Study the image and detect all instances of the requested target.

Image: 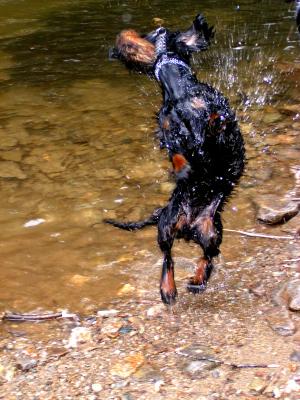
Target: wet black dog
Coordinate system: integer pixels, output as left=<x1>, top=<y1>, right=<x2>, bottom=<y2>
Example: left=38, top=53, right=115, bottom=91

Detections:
left=106, top=15, right=245, bottom=304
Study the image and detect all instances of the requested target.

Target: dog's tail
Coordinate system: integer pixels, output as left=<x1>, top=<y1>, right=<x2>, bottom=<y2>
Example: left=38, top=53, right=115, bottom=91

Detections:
left=104, top=207, right=162, bottom=231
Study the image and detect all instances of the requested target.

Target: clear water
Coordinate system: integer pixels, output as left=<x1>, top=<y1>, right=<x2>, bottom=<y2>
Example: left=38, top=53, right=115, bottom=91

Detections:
left=0, top=0, right=299, bottom=314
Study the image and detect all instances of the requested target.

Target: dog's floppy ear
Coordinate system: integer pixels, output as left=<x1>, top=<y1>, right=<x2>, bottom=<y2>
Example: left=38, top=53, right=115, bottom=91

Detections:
left=114, top=29, right=156, bottom=70
left=175, top=14, right=214, bottom=55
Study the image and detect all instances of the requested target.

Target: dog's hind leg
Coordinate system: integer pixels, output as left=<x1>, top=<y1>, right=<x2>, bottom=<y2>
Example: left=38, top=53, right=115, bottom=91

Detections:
left=103, top=207, right=162, bottom=231
left=157, top=204, right=181, bottom=305
left=187, top=196, right=223, bottom=294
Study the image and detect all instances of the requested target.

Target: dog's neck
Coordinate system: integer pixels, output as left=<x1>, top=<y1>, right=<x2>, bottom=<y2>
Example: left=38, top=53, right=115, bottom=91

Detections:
left=154, top=54, right=196, bottom=101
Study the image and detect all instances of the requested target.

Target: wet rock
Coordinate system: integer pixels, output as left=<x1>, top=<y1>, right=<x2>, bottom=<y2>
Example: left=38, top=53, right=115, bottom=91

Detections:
left=110, top=353, right=145, bottom=378
left=265, top=308, right=296, bottom=336
left=176, top=344, right=217, bottom=360
left=248, top=376, right=268, bottom=394
left=254, top=194, right=299, bottom=225
left=101, top=317, right=123, bottom=337
left=16, top=356, right=37, bottom=371
left=146, top=304, right=166, bottom=318
left=67, top=327, right=93, bottom=348
left=133, top=363, right=162, bottom=382
left=184, top=359, right=219, bottom=376
left=0, top=160, right=27, bottom=179
left=290, top=350, right=300, bottom=362
left=273, top=279, right=300, bottom=311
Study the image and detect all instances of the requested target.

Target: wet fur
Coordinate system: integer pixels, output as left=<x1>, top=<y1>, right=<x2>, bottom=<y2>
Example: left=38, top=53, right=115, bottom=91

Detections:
left=106, top=15, right=245, bottom=304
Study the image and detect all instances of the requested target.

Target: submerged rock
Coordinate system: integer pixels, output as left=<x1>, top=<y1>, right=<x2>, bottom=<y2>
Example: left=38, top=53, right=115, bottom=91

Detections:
left=254, top=194, right=299, bottom=225
left=0, top=160, right=27, bottom=179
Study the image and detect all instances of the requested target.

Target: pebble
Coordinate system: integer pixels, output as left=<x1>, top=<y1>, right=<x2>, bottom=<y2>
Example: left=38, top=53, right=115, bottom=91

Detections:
left=23, top=218, right=45, bottom=228
left=101, top=317, right=123, bottom=337
left=146, top=304, right=166, bottom=318
left=0, top=160, right=27, bottom=179
left=248, top=376, right=267, bottom=394
left=290, top=350, right=300, bottom=362
left=15, top=356, right=37, bottom=372
left=91, top=383, right=103, bottom=393
left=254, top=194, right=299, bottom=225
left=110, top=353, right=145, bottom=378
left=184, top=359, right=219, bottom=376
left=265, top=308, right=296, bottom=336
left=176, top=344, right=218, bottom=361
left=69, top=274, right=91, bottom=287
left=117, top=283, right=136, bottom=296
left=97, top=309, right=119, bottom=318
left=67, top=327, right=93, bottom=348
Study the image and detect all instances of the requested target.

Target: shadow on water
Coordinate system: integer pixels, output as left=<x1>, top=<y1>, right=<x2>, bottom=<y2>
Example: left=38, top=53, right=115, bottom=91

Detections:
left=0, top=0, right=299, bottom=314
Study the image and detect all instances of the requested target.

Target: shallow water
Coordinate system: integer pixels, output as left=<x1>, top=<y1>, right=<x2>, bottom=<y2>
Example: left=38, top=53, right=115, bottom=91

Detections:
left=0, top=0, right=299, bottom=314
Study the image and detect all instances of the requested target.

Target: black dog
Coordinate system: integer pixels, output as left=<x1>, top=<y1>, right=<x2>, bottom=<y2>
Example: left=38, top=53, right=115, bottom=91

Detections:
left=106, top=15, right=245, bottom=305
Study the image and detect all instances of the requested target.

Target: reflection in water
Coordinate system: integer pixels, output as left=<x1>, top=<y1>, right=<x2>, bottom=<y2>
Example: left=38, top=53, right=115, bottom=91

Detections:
left=0, top=0, right=299, bottom=313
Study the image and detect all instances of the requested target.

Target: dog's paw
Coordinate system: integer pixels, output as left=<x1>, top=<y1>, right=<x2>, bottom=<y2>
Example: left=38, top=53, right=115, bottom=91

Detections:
left=186, top=279, right=207, bottom=294
left=160, top=288, right=178, bottom=305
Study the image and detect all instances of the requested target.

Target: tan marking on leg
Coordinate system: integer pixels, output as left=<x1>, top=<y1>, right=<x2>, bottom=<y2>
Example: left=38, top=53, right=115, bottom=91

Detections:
left=172, top=153, right=188, bottom=173
left=189, top=257, right=209, bottom=286
left=162, top=117, right=170, bottom=130
left=161, top=269, right=176, bottom=296
left=175, top=214, right=187, bottom=231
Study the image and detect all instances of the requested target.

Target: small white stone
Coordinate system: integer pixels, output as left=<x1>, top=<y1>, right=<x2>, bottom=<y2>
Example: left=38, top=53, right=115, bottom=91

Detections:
left=97, top=309, right=119, bottom=318
left=23, top=218, right=45, bottom=228
left=91, top=383, right=103, bottom=393
left=67, top=327, right=92, bottom=348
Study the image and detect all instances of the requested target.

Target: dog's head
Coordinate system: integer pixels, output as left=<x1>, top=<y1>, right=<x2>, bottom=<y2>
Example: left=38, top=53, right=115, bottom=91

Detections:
left=110, top=14, right=214, bottom=73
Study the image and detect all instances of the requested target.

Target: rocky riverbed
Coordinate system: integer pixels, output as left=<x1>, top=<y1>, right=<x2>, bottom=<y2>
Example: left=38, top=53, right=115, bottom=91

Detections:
left=0, top=212, right=299, bottom=399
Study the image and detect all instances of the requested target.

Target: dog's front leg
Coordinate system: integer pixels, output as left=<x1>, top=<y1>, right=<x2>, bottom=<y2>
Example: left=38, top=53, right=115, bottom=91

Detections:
left=160, top=250, right=177, bottom=305
left=157, top=207, right=179, bottom=305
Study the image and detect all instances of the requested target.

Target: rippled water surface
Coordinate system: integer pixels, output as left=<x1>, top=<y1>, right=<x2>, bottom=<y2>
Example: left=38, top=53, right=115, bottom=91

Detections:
left=0, top=0, right=299, bottom=314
